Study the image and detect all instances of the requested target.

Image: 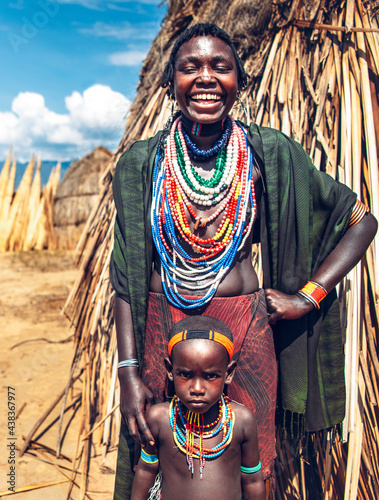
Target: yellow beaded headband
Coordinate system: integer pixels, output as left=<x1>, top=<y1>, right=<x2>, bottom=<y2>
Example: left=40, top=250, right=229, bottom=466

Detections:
left=168, top=329, right=234, bottom=360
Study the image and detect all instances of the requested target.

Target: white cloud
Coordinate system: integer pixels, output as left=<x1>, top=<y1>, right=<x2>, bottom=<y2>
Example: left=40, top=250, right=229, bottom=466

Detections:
left=0, top=84, right=130, bottom=161
left=78, top=20, right=156, bottom=68
left=109, top=49, right=147, bottom=66
left=78, top=21, right=159, bottom=41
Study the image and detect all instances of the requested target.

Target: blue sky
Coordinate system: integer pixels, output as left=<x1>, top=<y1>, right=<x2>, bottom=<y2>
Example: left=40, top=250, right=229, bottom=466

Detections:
left=0, top=0, right=167, bottom=161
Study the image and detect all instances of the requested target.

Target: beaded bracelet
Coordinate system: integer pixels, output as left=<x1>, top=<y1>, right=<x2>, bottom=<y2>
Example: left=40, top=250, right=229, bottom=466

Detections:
left=141, top=449, right=159, bottom=464
left=348, top=199, right=370, bottom=228
left=297, top=281, right=327, bottom=310
left=241, top=461, right=261, bottom=474
left=118, top=359, right=139, bottom=369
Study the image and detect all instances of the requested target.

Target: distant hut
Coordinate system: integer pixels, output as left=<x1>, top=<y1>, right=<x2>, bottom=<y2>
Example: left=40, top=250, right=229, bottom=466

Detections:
left=27, top=1, right=379, bottom=498
left=53, top=146, right=112, bottom=249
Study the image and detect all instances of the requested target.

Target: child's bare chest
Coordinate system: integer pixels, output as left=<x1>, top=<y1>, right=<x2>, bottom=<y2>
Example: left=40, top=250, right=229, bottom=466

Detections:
left=157, top=425, right=243, bottom=500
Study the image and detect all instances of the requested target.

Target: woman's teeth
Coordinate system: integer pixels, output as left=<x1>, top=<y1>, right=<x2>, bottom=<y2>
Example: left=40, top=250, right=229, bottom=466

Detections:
left=192, top=94, right=221, bottom=101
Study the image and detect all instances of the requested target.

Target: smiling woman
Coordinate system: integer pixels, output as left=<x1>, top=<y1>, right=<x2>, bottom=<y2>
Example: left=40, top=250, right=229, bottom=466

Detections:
left=109, top=22, right=377, bottom=500
left=172, top=36, right=239, bottom=125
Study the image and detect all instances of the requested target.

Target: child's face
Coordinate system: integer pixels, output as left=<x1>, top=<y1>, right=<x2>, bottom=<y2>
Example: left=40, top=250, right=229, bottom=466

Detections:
left=166, top=339, right=235, bottom=414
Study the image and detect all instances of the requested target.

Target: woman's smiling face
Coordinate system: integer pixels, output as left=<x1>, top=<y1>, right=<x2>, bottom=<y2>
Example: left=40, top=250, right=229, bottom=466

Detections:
left=173, top=36, right=239, bottom=124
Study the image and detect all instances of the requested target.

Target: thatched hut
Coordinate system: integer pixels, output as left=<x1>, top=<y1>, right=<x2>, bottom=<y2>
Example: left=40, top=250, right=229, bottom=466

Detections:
left=24, top=0, right=379, bottom=498
left=53, top=146, right=112, bottom=249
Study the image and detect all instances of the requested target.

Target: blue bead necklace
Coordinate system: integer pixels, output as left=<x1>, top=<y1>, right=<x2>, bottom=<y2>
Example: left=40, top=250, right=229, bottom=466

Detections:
left=182, top=116, right=232, bottom=162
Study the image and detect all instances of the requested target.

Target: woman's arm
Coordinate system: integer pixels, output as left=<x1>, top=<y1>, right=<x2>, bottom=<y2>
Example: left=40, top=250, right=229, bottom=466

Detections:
left=115, top=296, right=154, bottom=445
left=265, top=213, right=377, bottom=324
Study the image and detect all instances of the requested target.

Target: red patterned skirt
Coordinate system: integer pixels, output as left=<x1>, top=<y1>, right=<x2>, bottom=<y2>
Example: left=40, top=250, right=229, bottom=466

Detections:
left=141, top=290, right=277, bottom=478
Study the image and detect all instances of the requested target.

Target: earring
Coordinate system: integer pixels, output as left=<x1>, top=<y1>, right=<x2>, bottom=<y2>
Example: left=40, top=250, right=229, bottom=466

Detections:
left=170, top=98, right=177, bottom=118
left=237, top=93, right=250, bottom=126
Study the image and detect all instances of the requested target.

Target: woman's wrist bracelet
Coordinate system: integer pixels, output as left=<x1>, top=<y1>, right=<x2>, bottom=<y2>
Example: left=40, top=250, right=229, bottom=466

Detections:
left=297, top=281, right=327, bottom=310
left=118, top=359, right=139, bottom=369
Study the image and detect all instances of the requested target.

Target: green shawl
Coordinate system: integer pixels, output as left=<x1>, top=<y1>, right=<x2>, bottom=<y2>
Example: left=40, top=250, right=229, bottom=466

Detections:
left=111, top=123, right=356, bottom=432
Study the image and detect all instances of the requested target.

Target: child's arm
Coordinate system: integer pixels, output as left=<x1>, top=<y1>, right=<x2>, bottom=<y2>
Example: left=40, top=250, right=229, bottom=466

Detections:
left=131, top=407, right=161, bottom=500
left=239, top=407, right=265, bottom=500
left=131, top=444, right=159, bottom=500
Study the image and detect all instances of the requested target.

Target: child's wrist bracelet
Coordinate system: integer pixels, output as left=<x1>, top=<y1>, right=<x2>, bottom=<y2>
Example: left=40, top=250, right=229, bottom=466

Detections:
left=141, top=449, right=159, bottom=464
left=241, top=461, right=261, bottom=474
left=118, top=359, right=139, bottom=369
left=297, top=281, right=327, bottom=310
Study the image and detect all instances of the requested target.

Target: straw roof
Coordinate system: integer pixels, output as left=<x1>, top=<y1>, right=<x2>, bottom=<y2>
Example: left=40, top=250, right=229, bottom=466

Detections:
left=53, top=146, right=112, bottom=250
left=22, top=0, right=379, bottom=498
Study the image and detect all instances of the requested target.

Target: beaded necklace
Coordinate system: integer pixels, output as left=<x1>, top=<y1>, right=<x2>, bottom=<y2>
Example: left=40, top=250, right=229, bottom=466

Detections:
left=169, top=394, right=234, bottom=479
left=172, top=120, right=238, bottom=206
left=151, top=115, right=256, bottom=309
left=182, top=116, right=232, bottom=161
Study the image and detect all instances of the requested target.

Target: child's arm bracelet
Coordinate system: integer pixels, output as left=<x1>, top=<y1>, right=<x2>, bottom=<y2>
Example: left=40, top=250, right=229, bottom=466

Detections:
left=141, top=449, right=159, bottom=464
left=241, top=461, right=261, bottom=474
left=297, top=281, right=327, bottom=310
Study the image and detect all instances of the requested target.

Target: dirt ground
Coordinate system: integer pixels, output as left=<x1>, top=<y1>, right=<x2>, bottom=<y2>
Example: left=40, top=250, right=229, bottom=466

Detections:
left=0, top=251, right=117, bottom=499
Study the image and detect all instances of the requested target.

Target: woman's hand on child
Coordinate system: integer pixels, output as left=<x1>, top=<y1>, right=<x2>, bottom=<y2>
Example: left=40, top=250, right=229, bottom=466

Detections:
left=118, top=369, right=155, bottom=445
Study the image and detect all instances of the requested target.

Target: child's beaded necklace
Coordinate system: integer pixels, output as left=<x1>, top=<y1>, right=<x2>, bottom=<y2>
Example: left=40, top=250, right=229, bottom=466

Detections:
left=151, top=114, right=256, bottom=309
left=169, top=394, right=235, bottom=479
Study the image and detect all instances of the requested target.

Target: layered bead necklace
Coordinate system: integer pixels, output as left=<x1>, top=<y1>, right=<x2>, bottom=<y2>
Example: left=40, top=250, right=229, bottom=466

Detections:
left=181, top=116, right=232, bottom=162
left=169, top=394, right=235, bottom=479
left=151, top=114, right=256, bottom=309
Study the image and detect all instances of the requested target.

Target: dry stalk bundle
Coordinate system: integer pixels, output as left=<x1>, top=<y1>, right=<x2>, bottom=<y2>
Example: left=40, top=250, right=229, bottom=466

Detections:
left=0, top=147, right=12, bottom=217
left=0, top=153, right=60, bottom=251
left=18, top=0, right=379, bottom=498
left=0, top=479, right=69, bottom=497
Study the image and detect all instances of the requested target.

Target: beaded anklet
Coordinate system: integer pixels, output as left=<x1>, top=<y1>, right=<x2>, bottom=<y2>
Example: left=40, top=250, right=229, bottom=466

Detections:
left=297, top=281, right=327, bottom=310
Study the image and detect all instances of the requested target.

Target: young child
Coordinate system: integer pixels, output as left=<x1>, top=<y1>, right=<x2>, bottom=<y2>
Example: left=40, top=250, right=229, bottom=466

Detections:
left=131, top=316, right=265, bottom=500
